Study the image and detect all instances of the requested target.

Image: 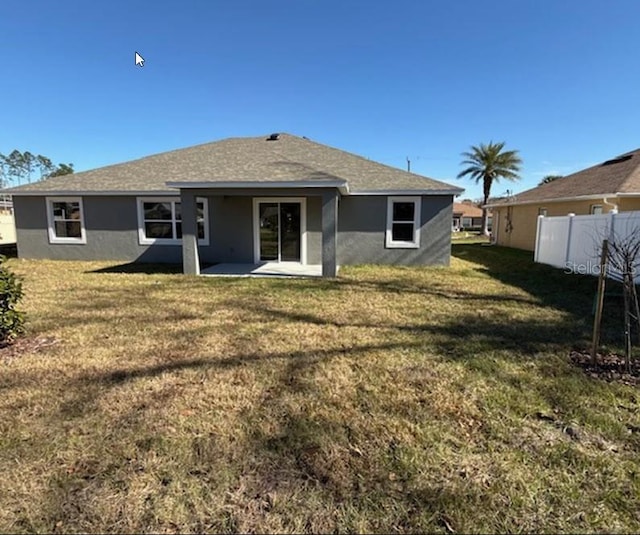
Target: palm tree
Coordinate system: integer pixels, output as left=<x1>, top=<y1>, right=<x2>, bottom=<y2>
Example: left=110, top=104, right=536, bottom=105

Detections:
left=457, top=142, right=522, bottom=236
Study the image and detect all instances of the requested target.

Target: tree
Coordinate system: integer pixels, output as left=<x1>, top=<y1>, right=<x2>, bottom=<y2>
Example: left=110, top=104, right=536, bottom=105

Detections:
left=47, top=163, right=74, bottom=177
left=538, top=174, right=563, bottom=186
left=2, top=151, right=27, bottom=185
left=0, top=150, right=74, bottom=186
left=0, top=255, right=25, bottom=344
left=0, top=156, right=8, bottom=189
left=36, top=155, right=54, bottom=180
left=457, top=142, right=522, bottom=236
left=22, top=151, right=35, bottom=183
left=605, top=231, right=640, bottom=373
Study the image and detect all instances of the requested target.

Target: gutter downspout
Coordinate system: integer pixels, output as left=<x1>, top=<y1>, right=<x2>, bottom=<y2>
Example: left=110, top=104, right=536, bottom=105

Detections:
left=603, top=196, right=619, bottom=213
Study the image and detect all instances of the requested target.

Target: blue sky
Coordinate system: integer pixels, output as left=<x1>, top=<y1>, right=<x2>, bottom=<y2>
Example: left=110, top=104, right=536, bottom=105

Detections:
left=2, top=0, right=640, bottom=199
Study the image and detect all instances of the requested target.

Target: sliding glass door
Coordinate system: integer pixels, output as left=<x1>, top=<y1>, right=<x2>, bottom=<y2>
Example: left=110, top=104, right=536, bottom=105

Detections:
left=258, top=201, right=302, bottom=262
left=259, top=203, right=279, bottom=261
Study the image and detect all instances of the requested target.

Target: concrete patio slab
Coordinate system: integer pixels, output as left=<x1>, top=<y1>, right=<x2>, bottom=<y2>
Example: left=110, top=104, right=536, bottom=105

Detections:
left=201, top=262, right=331, bottom=278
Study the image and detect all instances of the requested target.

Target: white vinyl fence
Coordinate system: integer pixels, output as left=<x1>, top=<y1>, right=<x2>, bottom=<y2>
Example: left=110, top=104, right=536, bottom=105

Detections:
left=534, top=211, right=640, bottom=282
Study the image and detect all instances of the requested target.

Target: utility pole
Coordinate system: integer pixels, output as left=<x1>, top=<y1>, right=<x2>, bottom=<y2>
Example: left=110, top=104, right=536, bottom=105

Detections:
left=406, top=157, right=411, bottom=172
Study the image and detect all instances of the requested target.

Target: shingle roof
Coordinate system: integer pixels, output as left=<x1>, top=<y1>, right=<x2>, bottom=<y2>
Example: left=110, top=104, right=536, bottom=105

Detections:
left=488, top=148, right=640, bottom=206
left=453, top=202, right=485, bottom=217
left=4, top=133, right=462, bottom=195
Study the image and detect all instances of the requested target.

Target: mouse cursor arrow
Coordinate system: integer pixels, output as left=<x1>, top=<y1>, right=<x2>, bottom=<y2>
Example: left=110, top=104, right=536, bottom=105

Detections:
left=135, top=52, right=145, bottom=67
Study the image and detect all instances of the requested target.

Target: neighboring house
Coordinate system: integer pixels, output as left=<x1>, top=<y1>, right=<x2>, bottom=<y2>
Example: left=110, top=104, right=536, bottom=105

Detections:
left=452, top=202, right=491, bottom=231
left=486, top=148, right=640, bottom=251
left=0, top=195, right=16, bottom=245
left=3, top=133, right=463, bottom=277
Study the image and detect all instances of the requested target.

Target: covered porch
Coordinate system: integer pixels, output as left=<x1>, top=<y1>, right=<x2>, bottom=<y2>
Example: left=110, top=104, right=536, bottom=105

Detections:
left=175, top=184, right=342, bottom=278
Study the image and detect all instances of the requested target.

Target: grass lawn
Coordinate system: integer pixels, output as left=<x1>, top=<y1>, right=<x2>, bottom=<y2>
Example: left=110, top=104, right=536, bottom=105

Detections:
left=451, top=231, right=491, bottom=244
left=1, top=245, right=639, bottom=533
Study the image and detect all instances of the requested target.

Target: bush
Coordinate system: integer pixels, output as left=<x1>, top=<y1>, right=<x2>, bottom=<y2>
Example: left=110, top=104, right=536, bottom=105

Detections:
left=0, top=256, right=25, bottom=344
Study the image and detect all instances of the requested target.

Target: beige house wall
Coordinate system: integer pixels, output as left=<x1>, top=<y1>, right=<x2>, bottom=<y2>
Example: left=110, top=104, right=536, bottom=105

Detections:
left=492, top=199, right=624, bottom=251
left=0, top=213, right=16, bottom=244
left=617, top=198, right=640, bottom=211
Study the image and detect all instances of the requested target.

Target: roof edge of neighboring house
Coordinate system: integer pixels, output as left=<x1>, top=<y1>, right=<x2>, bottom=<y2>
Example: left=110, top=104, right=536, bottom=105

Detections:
left=483, top=192, right=640, bottom=209
left=453, top=202, right=491, bottom=218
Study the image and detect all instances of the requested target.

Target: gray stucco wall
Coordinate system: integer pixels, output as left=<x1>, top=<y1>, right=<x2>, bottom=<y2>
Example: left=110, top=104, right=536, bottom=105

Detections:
left=207, top=195, right=322, bottom=264
left=13, top=194, right=324, bottom=265
left=307, top=197, right=322, bottom=264
left=15, top=196, right=181, bottom=263
left=208, top=196, right=252, bottom=263
left=337, top=195, right=453, bottom=266
left=14, top=196, right=221, bottom=263
left=13, top=193, right=452, bottom=267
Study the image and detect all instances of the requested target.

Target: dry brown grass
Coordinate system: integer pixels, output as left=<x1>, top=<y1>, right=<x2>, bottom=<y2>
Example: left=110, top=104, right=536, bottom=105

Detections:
left=1, top=245, right=639, bottom=533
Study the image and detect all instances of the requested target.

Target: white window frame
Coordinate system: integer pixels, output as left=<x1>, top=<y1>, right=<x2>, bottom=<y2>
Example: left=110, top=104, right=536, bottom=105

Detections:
left=538, top=208, right=548, bottom=217
left=136, top=197, right=209, bottom=246
left=252, top=197, right=307, bottom=264
left=46, top=196, right=86, bottom=244
left=590, top=204, right=603, bottom=215
left=462, top=216, right=473, bottom=228
left=385, top=196, right=421, bottom=249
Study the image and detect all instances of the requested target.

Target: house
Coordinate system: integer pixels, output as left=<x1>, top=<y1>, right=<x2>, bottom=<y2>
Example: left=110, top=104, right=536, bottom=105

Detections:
left=0, top=194, right=16, bottom=245
left=4, top=133, right=463, bottom=277
left=486, top=148, right=640, bottom=251
left=452, top=202, right=491, bottom=232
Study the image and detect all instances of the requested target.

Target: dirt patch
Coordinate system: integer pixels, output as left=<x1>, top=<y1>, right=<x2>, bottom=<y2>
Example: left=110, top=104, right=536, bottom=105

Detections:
left=570, top=350, right=640, bottom=386
left=0, top=336, right=59, bottom=364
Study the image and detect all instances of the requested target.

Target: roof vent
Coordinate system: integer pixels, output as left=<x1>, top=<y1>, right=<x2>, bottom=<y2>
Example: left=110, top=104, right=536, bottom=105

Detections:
left=602, top=154, right=632, bottom=166
left=267, top=133, right=280, bottom=141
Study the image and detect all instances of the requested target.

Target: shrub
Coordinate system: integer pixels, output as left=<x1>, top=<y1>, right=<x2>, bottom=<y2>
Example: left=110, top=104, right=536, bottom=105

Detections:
left=0, top=256, right=25, bottom=344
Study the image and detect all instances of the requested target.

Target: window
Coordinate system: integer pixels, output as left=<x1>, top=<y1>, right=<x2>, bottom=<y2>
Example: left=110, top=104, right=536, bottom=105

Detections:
left=137, top=197, right=209, bottom=245
left=46, top=197, right=86, bottom=244
left=462, top=217, right=473, bottom=228
left=386, top=196, right=421, bottom=248
left=590, top=204, right=603, bottom=215
left=538, top=208, right=548, bottom=217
